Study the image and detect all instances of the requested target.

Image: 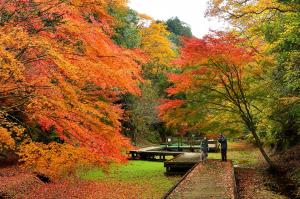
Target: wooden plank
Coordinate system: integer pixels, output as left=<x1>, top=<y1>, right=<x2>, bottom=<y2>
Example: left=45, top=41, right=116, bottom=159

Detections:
left=167, top=153, right=201, bottom=163
left=138, top=146, right=161, bottom=151
left=130, top=146, right=161, bottom=152
left=139, top=151, right=183, bottom=155
left=129, top=147, right=185, bottom=160
left=164, top=153, right=201, bottom=174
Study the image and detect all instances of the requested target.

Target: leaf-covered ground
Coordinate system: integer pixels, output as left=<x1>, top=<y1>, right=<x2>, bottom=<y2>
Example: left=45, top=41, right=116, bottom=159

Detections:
left=235, top=168, right=287, bottom=199
left=215, top=142, right=297, bottom=199
left=1, top=142, right=298, bottom=198
left=0, top=161, right=180, bottom=199
left=167, top=160, right=236, bottom=199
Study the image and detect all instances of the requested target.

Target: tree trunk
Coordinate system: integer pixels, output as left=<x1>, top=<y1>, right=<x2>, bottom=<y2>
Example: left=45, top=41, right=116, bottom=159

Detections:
left=250, top=129, right=275, bottom=168
left=133, top=129, right=137, bottom=146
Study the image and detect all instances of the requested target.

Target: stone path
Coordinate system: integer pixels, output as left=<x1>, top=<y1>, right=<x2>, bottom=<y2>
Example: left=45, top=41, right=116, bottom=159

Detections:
left=165, top=160, right=237, bottom=199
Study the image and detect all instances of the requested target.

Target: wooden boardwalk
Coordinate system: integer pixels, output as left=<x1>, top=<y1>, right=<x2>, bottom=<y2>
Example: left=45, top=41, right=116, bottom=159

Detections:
left=164, top=153, right=201, bottom=174
left=129, top=147, right=184, bottom=160
left=164, top=160, right=238, bottom=199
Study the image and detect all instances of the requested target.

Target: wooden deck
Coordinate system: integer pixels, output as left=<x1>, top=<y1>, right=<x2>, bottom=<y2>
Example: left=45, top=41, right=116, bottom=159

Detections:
left=164, top=160, right=238, bottom=199
left=129, top=143, right=219, bottom=158
left=129, top=147, right=184, bottom=161
left=129, top=146, right=206, bottom=162
left=164, top=153, right=201, bottom=174
left=161, top=145, right=201, bottom=152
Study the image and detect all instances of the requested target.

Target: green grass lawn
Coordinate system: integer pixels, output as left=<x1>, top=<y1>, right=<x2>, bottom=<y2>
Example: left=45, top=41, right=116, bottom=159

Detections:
left=78, top=142, right=259, bottom=198
left=208, top=142, right=260, bottom=167
left=79, top=160, right=180, bottom=198
left=208, top=150, right=259, bottom=167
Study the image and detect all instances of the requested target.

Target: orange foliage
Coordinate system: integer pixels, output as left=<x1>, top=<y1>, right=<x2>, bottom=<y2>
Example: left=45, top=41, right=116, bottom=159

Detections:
left=159, top=32, right=254, bottom=130
left=0, top=0, right=144, bottom=175
left=0, top=127, right=16, bottom=151
left=166, top=32, right=253, bottom=96
left=140, top=21, right=176, bottom=73
left=18, top=142, right=101, bottom=179
left=157, top=99, right=184, bottom=117
left=175, top=32, right=253, bottom=67
left=0, top=114, right=25, bottom=153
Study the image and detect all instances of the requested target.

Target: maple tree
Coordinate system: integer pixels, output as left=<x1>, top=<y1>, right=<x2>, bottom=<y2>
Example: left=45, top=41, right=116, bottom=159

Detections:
left=206, top=0, right=300, bottom=150
left=159, top=32, right=275, bottom=167
left=0, top=0, right=145, bottom=177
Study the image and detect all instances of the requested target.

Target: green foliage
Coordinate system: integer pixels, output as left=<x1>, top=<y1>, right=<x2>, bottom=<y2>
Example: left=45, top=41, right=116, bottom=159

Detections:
left=258, top=10, right=300, bottom=150
left=166, top=17, right=192, bottom=45
left=146, top=72, right=172, bottom=96
left=208, top=142, right=259, bottom=167
left=108, top=6, right=141, bottom=48
left=166, top=17, right=192, bottom=37
left=206, top=0, right=300, bottom=151
left=122, top=82, right=161, bottom=143
left=272, top=14, right=300, bottom=94
left=28, top=125, right=64, bottom=144
left=278, top=0, right=300, bottom=4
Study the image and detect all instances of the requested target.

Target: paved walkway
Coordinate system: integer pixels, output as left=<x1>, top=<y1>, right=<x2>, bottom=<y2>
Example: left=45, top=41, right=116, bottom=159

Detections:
left=165, top=160, right=237, bottom=199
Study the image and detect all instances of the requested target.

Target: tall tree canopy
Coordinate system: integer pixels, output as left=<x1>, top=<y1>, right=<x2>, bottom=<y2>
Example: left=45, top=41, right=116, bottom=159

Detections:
left=166, top=17, right=192, bottom=45
left=140, top=21, right=176, bottom=74
left=159, top=32, right=275, bottom=167
left=109, top=4, right=141, bottom=48
left=0, top=0, right=145, bottom=177
left=206, top=0, right=300, bottom=150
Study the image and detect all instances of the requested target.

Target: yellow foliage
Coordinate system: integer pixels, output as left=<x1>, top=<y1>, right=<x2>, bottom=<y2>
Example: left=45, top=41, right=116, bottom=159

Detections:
left=0, top=113, right=26, bottom=153
left=138, top=13, right=152, bottom=21
left=140, top=22, right=176, bottom=73
left=0, top=0, right=138, bottom=178
left=206, top=0, right=282, bottom=84
left=0, top=27, right=28, bottom=88
left=0, top=127, right=15, bottom=151
left=18, top=142, right=102, bottom=179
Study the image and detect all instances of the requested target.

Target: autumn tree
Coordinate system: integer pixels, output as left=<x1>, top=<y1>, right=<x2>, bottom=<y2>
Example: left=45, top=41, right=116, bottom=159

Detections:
left=117, top=19, right=178, bottom=144
left=0, top=0, right=144, bottom=177
left=119, top=16, right=184, bottom=144
left=159, top=32, right=275, bottom=167
left=140, top=21, right=176, bottom=75
left=206, top=0, right=300, bottom=150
